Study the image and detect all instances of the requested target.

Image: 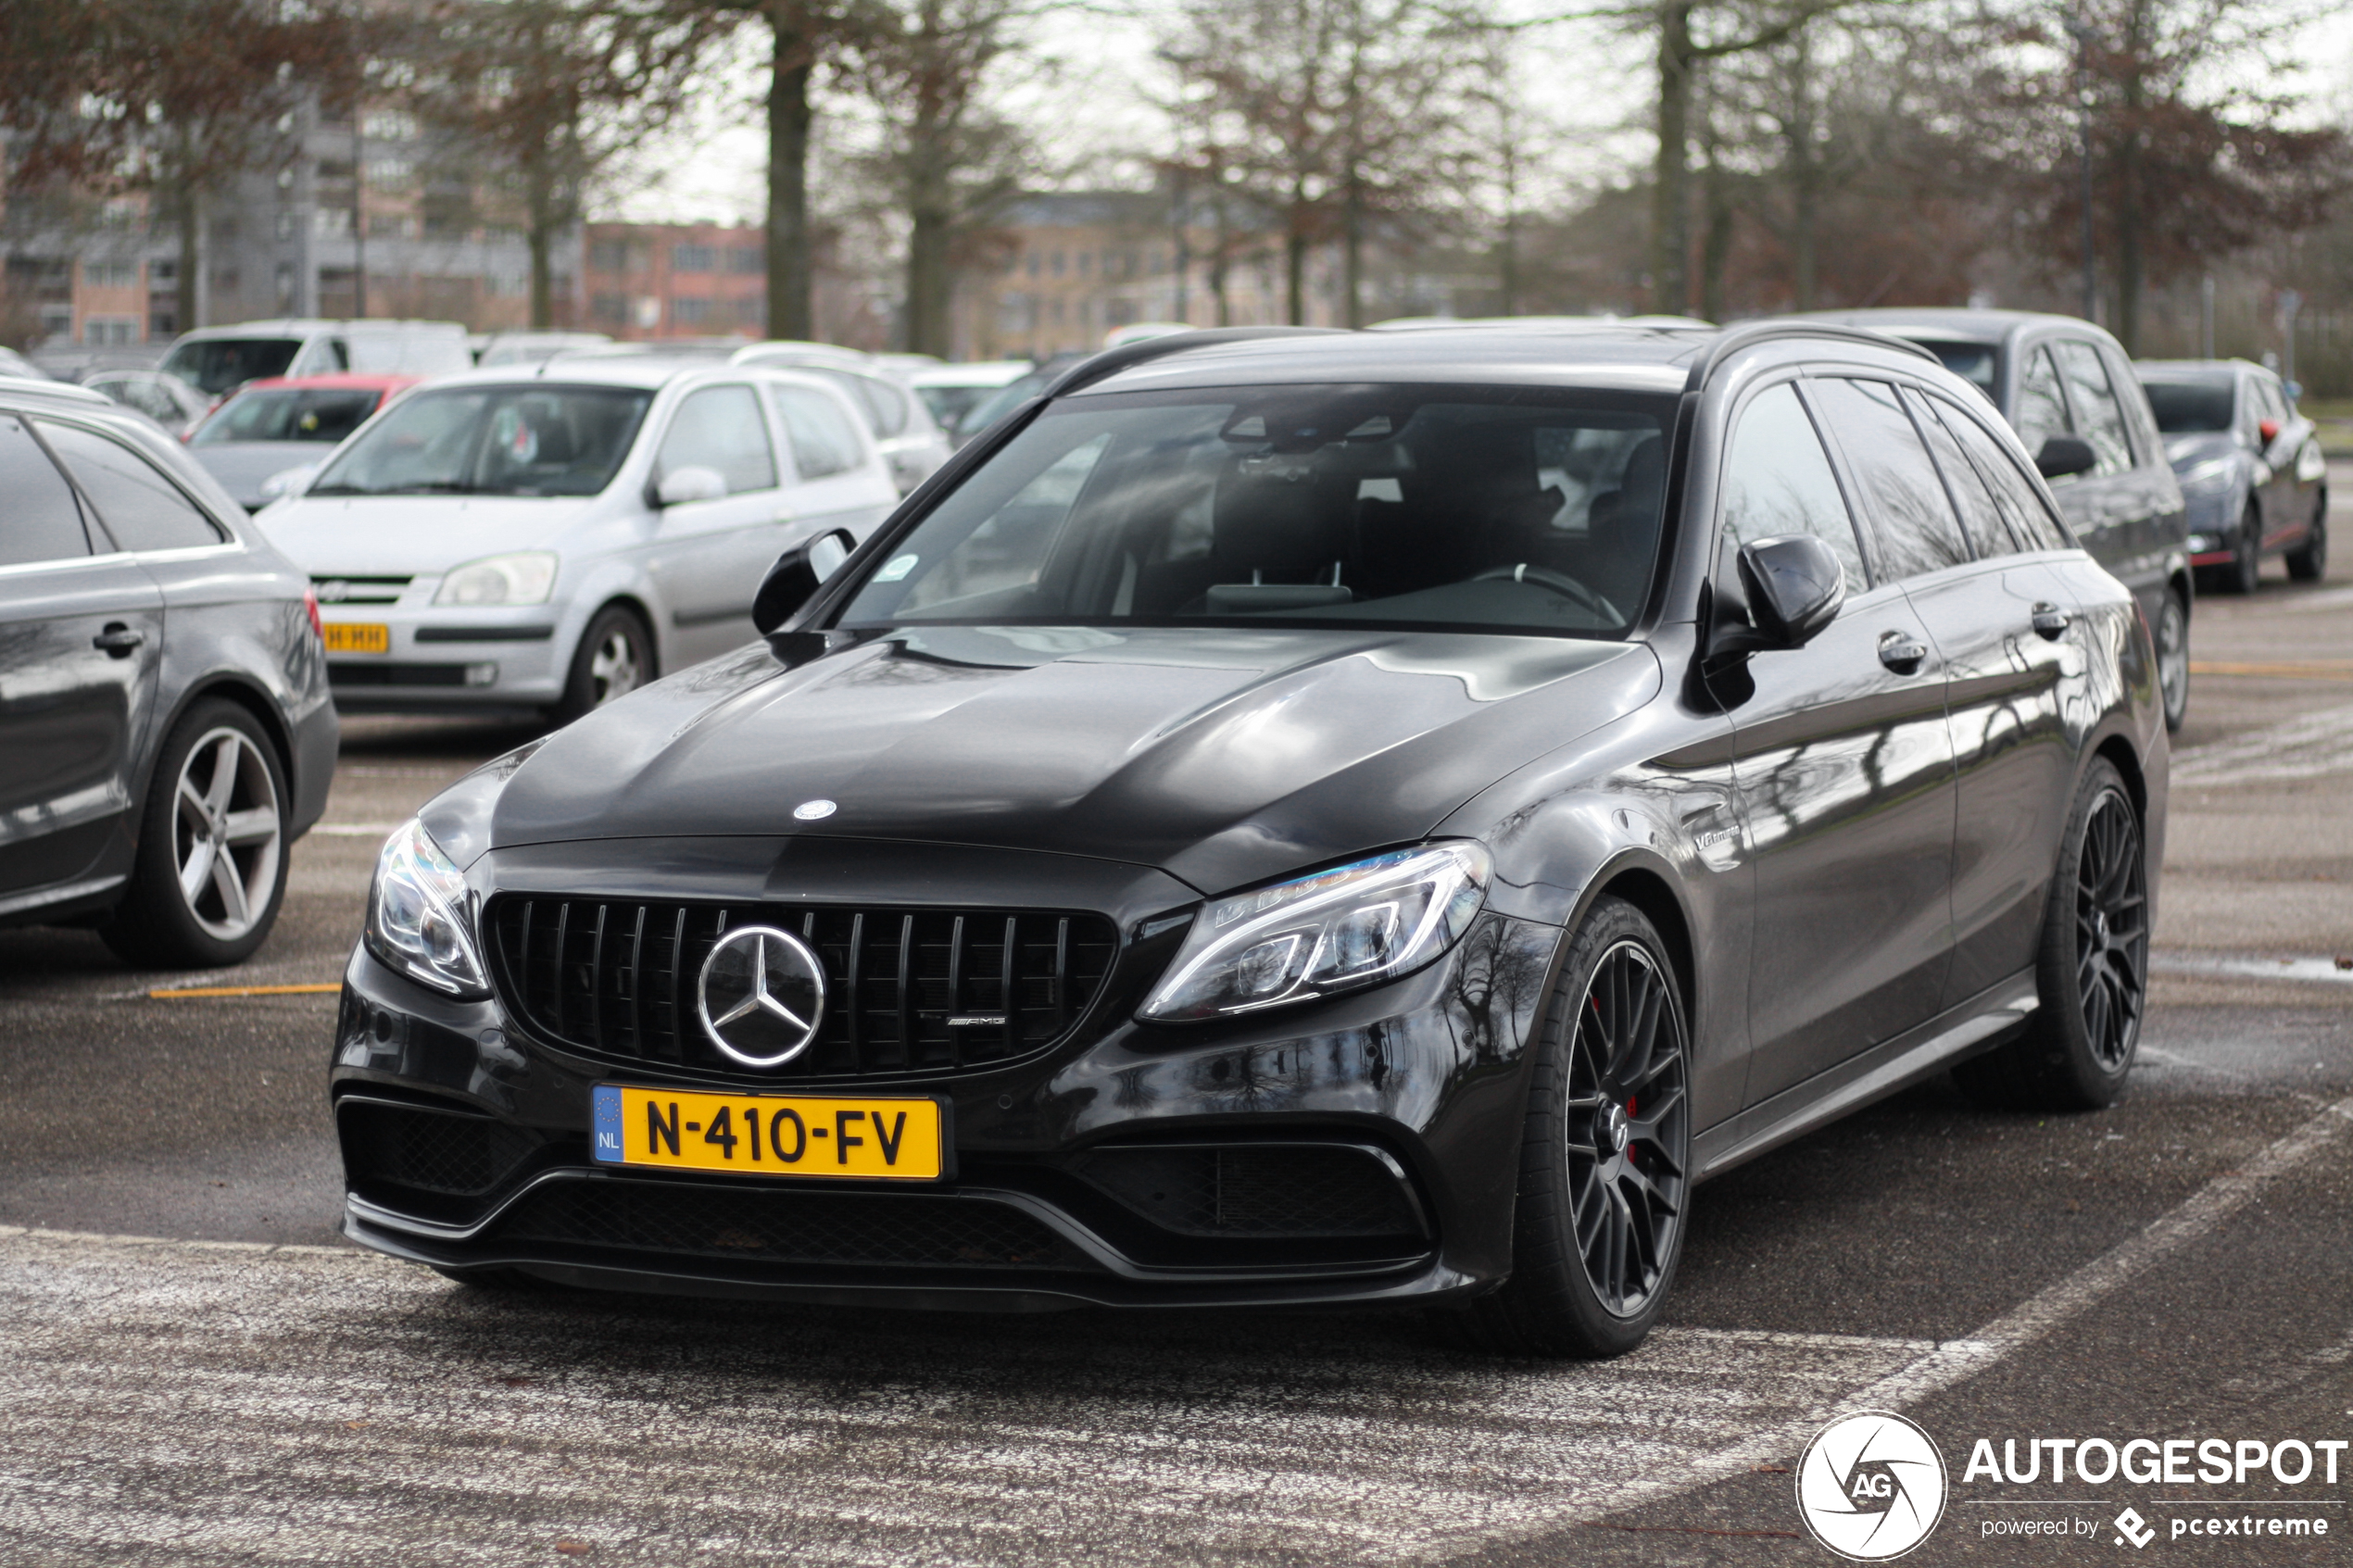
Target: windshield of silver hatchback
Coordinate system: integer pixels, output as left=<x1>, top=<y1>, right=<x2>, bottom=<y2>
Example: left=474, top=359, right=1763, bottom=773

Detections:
left=837, top=387, right=1671, bottom=636
left=308, top=385, right=651, bottom=497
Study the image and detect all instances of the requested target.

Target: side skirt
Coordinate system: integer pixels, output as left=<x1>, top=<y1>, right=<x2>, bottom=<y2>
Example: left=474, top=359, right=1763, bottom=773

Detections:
left=1692, top=968, right=2038, bottom=1182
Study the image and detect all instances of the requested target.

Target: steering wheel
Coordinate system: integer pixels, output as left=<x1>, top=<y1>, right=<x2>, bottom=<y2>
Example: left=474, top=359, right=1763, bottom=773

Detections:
left=1472, top=562, right=1620, bottom=622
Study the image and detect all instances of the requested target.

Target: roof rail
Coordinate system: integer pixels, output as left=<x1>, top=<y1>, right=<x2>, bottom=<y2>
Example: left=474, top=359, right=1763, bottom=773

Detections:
left=1046, top=326, right=1349, bottom=398
left=1684, top=320, right=1937, bottom=394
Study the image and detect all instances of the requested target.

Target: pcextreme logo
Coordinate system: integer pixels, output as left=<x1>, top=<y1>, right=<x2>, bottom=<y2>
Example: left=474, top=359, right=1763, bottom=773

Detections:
left=1797, top=1411, right=1951, bottom=1560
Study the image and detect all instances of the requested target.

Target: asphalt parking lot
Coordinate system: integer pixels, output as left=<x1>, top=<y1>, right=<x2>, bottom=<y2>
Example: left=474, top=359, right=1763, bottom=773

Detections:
left=4, top=482, right=2350, bottom=1564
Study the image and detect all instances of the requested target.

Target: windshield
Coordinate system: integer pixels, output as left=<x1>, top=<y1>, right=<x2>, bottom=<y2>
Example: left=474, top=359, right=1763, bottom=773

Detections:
left=192, top=387, right=380, bottom=446
left=161, top=338, right=301, bottom=396
left=837, top=385, right=1674, bottom=639
left=308, top=384, right=651, bottom=497
left=1918, top=341, right=1999, bottom=400
left=2141, top=380, right=2235, bottom=433
left=916, top=383, right=998, bottom=434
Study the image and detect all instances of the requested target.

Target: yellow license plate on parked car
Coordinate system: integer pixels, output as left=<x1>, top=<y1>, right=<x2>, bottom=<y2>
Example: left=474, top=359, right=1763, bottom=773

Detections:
left=322, top=622, right=390, bottom=654
left=590, top=1085, right=948, bottom=1181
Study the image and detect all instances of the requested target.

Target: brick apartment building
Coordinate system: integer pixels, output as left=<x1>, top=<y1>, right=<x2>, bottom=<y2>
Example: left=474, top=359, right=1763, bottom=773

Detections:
left=584, top=222, right=767, bottom=340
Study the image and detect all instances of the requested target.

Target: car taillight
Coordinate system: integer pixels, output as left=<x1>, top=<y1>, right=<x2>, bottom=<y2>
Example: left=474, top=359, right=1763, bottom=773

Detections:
left=303, top=586, right=324, bottom=640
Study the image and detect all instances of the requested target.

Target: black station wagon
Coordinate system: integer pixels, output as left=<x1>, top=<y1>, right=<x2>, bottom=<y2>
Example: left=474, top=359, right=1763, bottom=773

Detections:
left=333, top=322, right=2166, bottom=1357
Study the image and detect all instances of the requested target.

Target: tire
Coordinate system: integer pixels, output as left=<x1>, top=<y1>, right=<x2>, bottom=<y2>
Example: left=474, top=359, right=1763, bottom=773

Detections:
left=2285, top=490, right=2328, bottom=583
left=101, top=699, right=291, bottom=969
left=2153, top=586, right=2189, bottom=734
left=1446, top=896, right=1692, bottom=1359
left=2220, top=501, right=2261, bottom=595
left=1953, top=756, right=2146, bottom=1112
left=552, top=604, right=655, bottom=726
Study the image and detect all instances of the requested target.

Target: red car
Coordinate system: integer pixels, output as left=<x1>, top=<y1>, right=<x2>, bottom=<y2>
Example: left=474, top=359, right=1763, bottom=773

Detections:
left=187, top=372, right=422, bottom=510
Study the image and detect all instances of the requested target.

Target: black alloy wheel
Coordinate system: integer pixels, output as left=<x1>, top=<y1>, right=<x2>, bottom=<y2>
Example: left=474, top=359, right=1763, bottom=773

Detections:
left=2286, top=490, right=2328, bottom=583
left=2222, top=500, right=2262, bottom=595
left=2154, top=587, right=2189, bottom=734
left=1450, top=896, right=1692, bottom=1358
left=1955, top=756, right=2146, bottom=1111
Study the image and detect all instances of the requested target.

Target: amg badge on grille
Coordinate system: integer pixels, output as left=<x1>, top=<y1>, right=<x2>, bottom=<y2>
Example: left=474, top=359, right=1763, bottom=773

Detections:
left=696, top=926, right=827, bottom=1068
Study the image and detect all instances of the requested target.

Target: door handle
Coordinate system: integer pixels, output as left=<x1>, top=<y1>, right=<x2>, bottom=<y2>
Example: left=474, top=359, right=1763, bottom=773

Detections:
left=2030, top=602, right=2071, bottom=640
left=1877, top=632, right=1929, bottom=675
left=92, top=623, right=145, bottom=658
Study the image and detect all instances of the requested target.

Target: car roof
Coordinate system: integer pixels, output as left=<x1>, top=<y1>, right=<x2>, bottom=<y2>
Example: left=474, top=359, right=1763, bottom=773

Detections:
left=1076, top=322, right=1716, bottom=396
left=0, top=377, right=119, bottom=411
left=382, top=358, right=856, bottom=395
left=2135, top=358, right=2259, bottom=381
left=1801, top=307, right=2118, bottom=349
left=235, top=372, right=422, bottom=394
left=170, top=319, right=462, bottom=340
left=910, top=361, right=1032, bottom=386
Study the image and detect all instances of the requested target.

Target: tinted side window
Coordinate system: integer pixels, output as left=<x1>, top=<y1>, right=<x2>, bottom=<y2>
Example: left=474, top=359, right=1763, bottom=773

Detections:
left=1903, top=387, right=2009, bottom=558
left=657, top=385, right=777, bottom=494
left=2014, top=347, right=2070, bottom=465
left=1718, top=382, right=1868, bottom=589
left=2051, top=341, right=2133, bottom=476
left=0, top=417, right=93, bottom=567
left=770, top=385, right=865, bottom=479
left=1809, top=378, right=1970, bottom=580
left=37, top=422, right=226, bottom=551
left=1928, top=396, right=2071, bottom=552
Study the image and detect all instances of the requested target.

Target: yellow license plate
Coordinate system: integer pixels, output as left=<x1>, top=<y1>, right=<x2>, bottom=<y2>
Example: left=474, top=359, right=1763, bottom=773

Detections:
left=591, top=1084, right=948, bottom=1181
left=322, top=622, right=390, bottom=654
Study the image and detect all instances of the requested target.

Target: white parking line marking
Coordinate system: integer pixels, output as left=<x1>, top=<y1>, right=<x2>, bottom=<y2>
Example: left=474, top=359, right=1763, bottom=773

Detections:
left=2171, top=701, right=2353, bottom=785
left=307, top=822, right=403, bottom=836
left=3, top=1095, right=2347, bottom=1565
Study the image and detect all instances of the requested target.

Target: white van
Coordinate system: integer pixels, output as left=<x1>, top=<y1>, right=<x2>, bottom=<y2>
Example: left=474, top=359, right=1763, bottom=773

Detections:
left=160, top=320, right=472, bottom=399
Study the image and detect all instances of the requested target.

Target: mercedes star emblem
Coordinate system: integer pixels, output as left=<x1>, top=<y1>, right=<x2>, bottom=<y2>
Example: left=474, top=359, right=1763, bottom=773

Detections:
left=696, top=925, right=827, bottom=1068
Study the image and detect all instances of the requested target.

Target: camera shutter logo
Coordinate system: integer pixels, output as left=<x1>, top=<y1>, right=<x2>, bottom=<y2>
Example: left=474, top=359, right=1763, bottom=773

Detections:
left=1795, top=1411, right=1948, bottom=1561
left=697, top=925, right=826, bottom=1068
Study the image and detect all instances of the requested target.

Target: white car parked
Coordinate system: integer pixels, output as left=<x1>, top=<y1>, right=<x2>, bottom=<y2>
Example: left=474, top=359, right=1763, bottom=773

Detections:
left=728, top=342, right=954, bottom=495
left=254, top=357, right=898, bottom=721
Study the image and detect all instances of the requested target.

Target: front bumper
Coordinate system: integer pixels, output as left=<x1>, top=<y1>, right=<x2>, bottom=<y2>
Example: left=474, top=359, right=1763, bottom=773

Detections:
left=330, top=840, right=1562, bottom=1310
left=318, top=601, right=569, bottom=711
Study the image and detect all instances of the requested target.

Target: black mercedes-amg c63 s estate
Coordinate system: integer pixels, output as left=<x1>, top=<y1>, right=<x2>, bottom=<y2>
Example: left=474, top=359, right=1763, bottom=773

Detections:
left=333, top=320, right=2167, bottom=1356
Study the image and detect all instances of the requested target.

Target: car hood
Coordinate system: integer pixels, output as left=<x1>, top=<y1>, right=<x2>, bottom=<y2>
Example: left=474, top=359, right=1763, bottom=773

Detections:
left=479, top=625, right=1661, bottom=896
left=252, top=493, right=603, bottom=574
left=2163, top=432, right=2240, bottom=472
left=189, top=442, right=336, bottom=508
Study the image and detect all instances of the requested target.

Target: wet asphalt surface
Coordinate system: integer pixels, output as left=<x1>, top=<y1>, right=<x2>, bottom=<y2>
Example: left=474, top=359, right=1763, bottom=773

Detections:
left=2, top=486, right=2349, bottom=1564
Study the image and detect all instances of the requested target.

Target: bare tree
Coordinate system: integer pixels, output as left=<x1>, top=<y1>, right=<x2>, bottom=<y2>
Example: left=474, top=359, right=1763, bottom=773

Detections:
left=845, top=0, right=1037, bottom=356
left=0, top=0, right=359, bottom=331
left=406, top=0, right=734, bottom=330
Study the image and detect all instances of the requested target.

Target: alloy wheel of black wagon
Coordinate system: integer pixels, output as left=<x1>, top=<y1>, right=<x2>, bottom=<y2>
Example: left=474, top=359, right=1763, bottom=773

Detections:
left=1561, top=938, right=1691, bottom=1318
left=2073, top=785, right=2148, bottom=1073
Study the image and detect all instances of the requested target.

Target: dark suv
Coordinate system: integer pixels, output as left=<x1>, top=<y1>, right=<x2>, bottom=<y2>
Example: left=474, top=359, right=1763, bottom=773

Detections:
left=0, top=379, right=337, bottom=966
left=1811, top=310, right=2190, bottom=730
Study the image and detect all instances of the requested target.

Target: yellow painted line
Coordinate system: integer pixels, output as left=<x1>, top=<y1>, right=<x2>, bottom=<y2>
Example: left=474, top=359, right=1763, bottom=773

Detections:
left=147, top=983, right=343, bottom=999
left=2188, top=661, right=2353, bottom=681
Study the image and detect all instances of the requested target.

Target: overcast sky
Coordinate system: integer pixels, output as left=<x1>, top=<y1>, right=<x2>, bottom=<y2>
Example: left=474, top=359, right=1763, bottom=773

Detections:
left=610, top=3, right=2353, bottom=232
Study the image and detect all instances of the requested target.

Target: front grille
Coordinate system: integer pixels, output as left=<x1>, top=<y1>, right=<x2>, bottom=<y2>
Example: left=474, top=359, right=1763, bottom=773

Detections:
left=311, top=574, right=411, bottom=605
left=495, top=1181, right=1090, bottom=1271
left=1071, top=1145, right=1425, bottom=1239
left=340, top=1100, right=541, bottom=1198
left=487, top=897, right=1119, bottom=1081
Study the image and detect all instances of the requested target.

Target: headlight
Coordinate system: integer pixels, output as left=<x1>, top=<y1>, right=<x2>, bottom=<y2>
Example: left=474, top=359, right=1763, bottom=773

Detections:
left=365, top=819, right=489, bottom=996
left=258, top=464, right=317, bottom=501
left=1139, top=843, right=1491, bottom=1022
left=434, top=551, right=558, bottom=606
left=2177, top=458, right=2234, bottom=494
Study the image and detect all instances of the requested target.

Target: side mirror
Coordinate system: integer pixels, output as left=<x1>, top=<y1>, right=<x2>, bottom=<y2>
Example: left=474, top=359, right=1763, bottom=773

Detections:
left=654, top=465, right=726, bottom=507
left=753, top=527, right=857, bottom=635
left=2034, top=434, right=2097, bottom=481
left=2258, top=418, right=2282, bottom=445
left=1733, top=535, right=1846, bottom=651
